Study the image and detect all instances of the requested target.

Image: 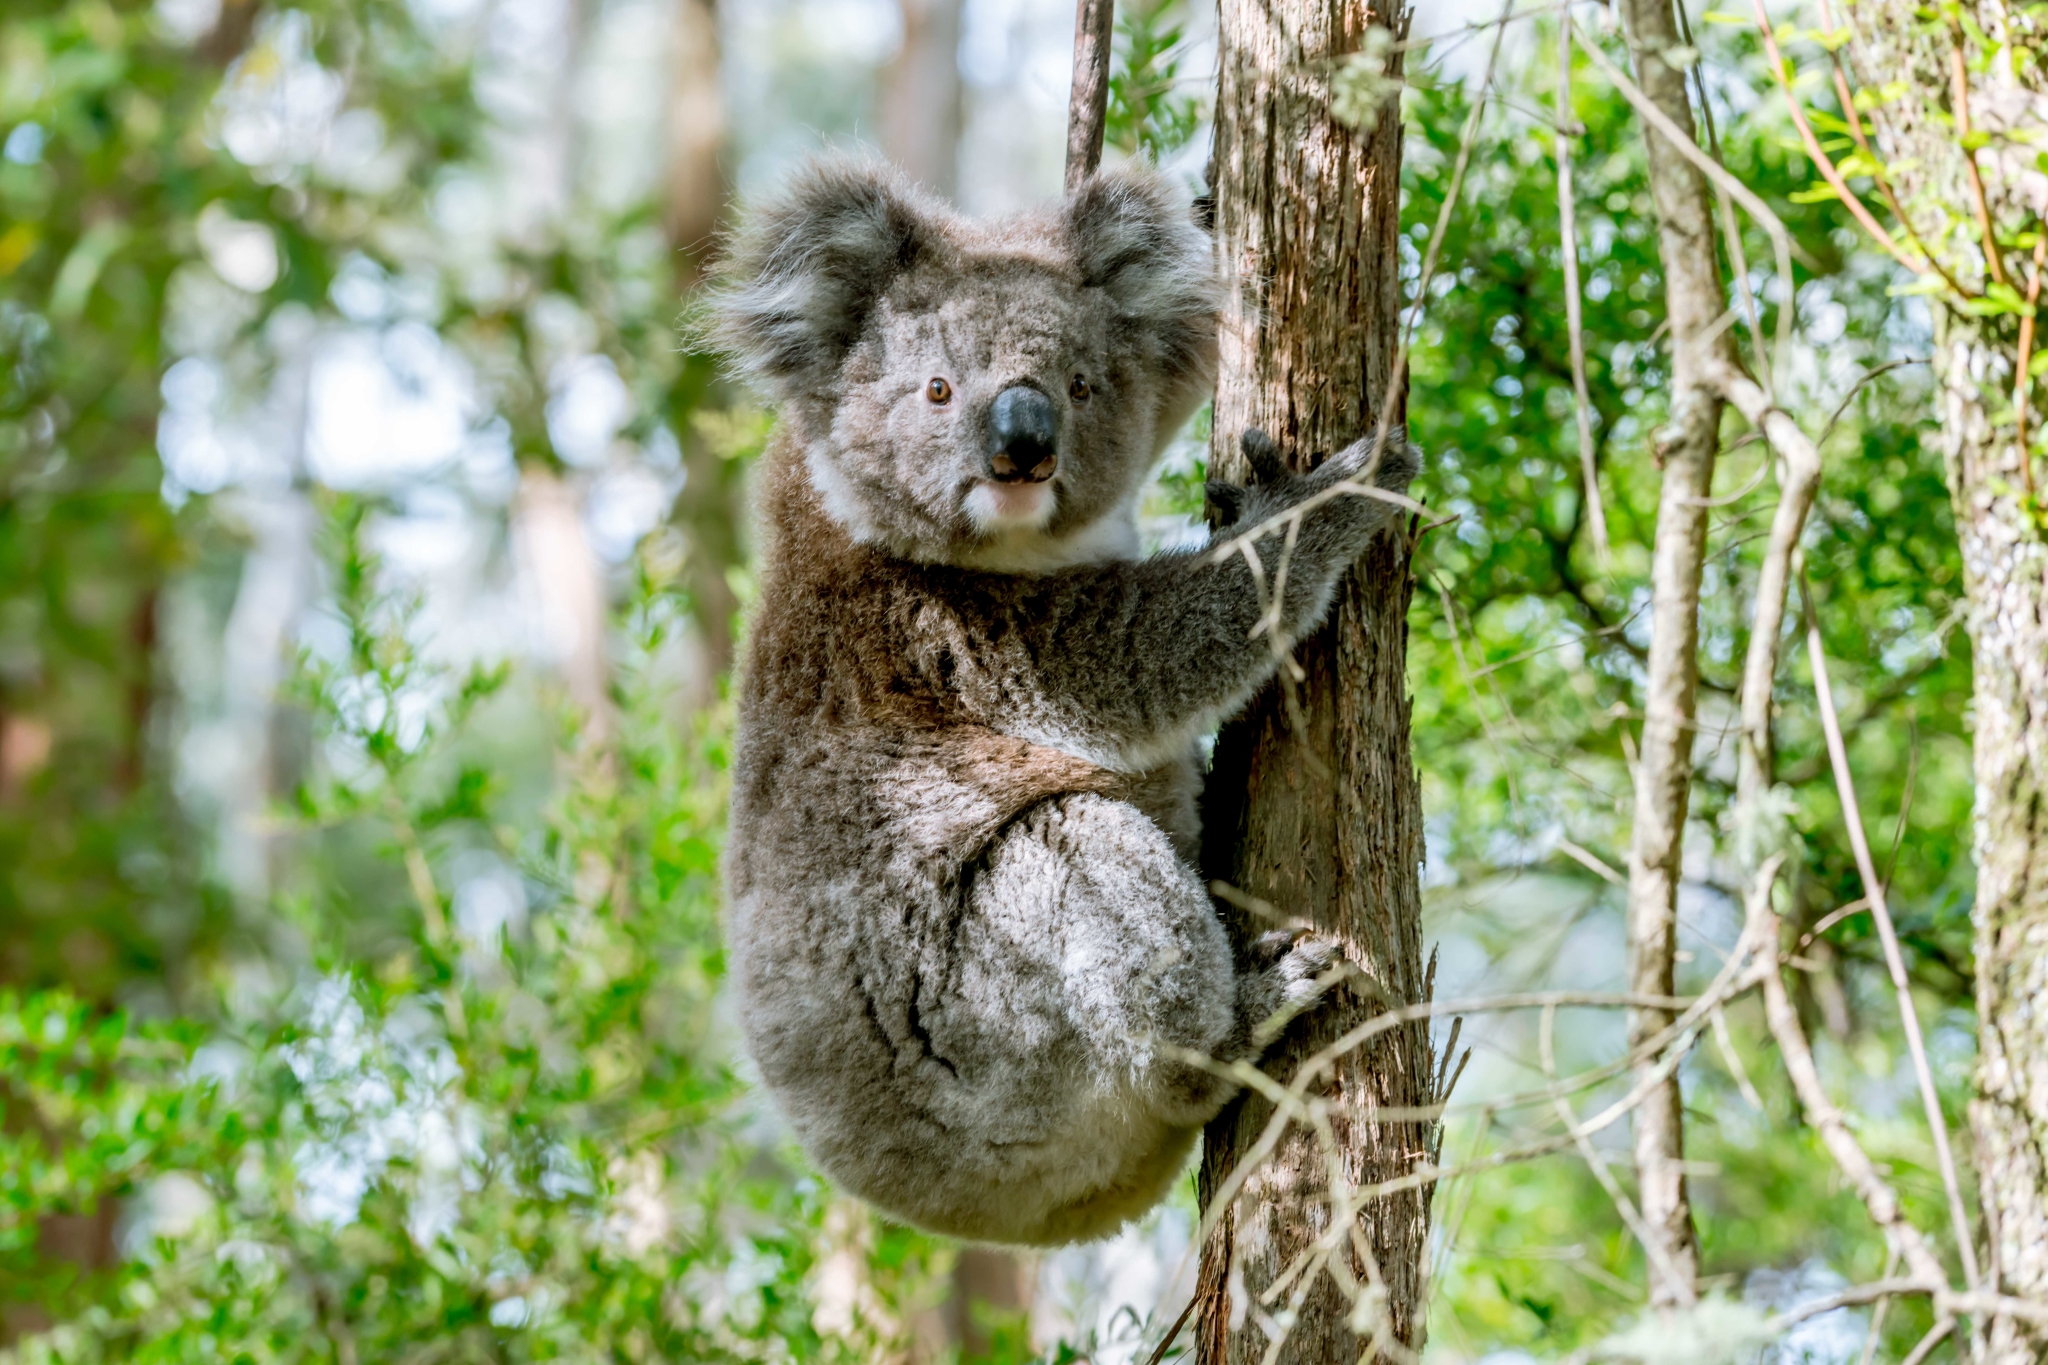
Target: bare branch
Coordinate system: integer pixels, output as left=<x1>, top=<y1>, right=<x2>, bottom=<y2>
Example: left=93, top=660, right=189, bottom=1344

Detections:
left=1555, top=11, right=1612, bottom=566
left=1724, top=370, right=1824, bottom=863
left=1800, top=568, right=1981, bottom=1294
left=1571, top=24, right=1800, bottom=368
left=1064, top=0, right=1116, bottom=194
left=1899, top=1317, right=1955, bottom=1365
left=1752, top=859, right=1952, bottom=1288
left=1604, top=0, right=1735, bottom=1305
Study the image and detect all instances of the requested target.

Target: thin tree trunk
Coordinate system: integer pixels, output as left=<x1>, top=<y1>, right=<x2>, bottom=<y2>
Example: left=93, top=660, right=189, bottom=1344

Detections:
left=1193, top=3, right=1436, bottom=1359
left=515, top=468, right=613, bottom=737
left=880, top=0, right=964, bottom=200
left=662, top=0, right=743, bottom=690
left=664, top=0, right=725, bottom=277
left=1610, top=0, right=1737, bottom=1309
left=1834, top=4, right=2048, bottom=1355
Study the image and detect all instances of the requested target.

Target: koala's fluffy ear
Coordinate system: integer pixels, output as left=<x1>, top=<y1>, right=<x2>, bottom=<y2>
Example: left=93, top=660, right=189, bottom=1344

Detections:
left=712, top=161, right=935, bottom=393
left=1064, top=168, right=1220, bottom=386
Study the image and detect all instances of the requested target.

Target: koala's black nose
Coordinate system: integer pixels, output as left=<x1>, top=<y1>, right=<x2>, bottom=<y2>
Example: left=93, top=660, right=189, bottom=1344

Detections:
left=986, top=385, right=1059, bottom=483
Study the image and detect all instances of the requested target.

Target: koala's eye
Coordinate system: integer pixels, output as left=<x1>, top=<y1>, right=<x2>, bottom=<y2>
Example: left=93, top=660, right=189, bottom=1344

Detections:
left=1068, top=374, right=1091, bottom=402
left=926, top=377, right=953, bottom=405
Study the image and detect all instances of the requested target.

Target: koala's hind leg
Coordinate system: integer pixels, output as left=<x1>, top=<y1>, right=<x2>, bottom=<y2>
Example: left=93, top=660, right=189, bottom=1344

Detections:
left=947, top=793, right=1330, bottom=1134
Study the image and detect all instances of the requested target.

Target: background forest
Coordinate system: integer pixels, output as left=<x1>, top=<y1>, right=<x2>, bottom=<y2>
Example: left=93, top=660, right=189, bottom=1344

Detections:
left=0, top=0, right=2016, bottom=1360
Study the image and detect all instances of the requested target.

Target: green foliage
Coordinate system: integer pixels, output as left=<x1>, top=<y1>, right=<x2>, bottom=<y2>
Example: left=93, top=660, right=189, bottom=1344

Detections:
left=1399, top=28, right=1976, bottom=1351
left=1401, top=28, right=1972, bottom=969
left=0, top=0, right=478, bottom=995
left=1, top=519, right=856, bottom=1363
left=1105, top=1, right=1203, bottom=166
left=0, top=2, right=2003, bottom=1360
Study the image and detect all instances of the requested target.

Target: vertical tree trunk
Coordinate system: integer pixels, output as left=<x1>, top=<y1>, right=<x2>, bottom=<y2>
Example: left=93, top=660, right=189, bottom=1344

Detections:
left=662, top=0, right=744, bottom=690
left=880, top=0, right=964, bottom=199
left=1193, top=2, right=1437, bottom=1359
left=664, top=0, right=725, bottom=277
left=1838, top=3, right=2048, bottom=1354
left=1609, top=0, right=1737, bottom=1309
left=1950, top=299, right=2048, bottom=1358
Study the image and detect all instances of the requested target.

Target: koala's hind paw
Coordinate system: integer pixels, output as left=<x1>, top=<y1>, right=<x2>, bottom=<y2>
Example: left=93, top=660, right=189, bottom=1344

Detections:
left=1243, top=931, right=1347, bottom=1050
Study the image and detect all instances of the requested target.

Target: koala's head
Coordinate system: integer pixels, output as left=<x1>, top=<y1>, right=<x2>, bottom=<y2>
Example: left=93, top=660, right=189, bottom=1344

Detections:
left=713, top=160, right=1219, bottom=568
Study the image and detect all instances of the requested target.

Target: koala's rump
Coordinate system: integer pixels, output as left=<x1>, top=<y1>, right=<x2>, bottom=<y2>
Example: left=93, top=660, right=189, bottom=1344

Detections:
left=726, top=723, right=1218, bottom=1243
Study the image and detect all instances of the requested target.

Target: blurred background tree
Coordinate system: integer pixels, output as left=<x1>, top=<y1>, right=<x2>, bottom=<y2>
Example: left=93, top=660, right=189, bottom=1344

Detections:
left=0, top=0, right=2004, bottom=1361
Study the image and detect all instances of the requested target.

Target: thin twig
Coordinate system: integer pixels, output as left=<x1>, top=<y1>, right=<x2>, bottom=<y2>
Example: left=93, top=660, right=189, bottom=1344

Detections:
left=1752, top=866, right=1950, bottom=1288
left=1856, top=1249, right=1902, bottom=1365
left=2015, top=232, right=2046, bottom=500
left=1948, top=39, right=2009, bottom=288
left=1820, top=43, right=1974, bottom=298
left=1357, top=0, right=1517, bottom=488
left=1818, top=357, right=1929, bottom=446
left=1555, top=9, right=1612, bottom=566
left=1540, top=1001, right=1690, bottom=1294
left=1142, top=1294, right=1199, bottom=1365
left=1751, top=0, right=1925, bottom=275
left=1572, top=23, right=1801, bottom=364
left=1899, top=1317, right=1954, bottom=1365
left=1710, top=1004, right=1765, bottom=1111
left=1800, top=567, right=1981, bottom=1296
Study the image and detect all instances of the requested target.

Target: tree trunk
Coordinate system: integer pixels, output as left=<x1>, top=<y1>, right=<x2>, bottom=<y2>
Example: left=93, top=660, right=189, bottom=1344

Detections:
left=1834, top=4, right=2048, bottom=1355
left=1950, top=300, right=2048, bottom=1357
left=1193, top=2, right=1437, bottom=1359
left=662, top=0, right=744, bottom=690
left=880, top=0, right=964, bottom=200
left=1609, top=0, right=1736, bottom=1311
left=664, top=0, right=725, bottom=277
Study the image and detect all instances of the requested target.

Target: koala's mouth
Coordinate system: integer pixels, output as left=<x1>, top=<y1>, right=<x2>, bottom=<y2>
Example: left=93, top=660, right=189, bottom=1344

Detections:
left=963, top=477, right=1058, bottom=533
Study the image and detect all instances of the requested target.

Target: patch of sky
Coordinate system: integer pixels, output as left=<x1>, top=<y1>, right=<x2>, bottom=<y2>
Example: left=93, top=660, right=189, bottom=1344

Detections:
left=307, top=325, right=476, bottom=489
left=3, top=122, right=45, bottom=165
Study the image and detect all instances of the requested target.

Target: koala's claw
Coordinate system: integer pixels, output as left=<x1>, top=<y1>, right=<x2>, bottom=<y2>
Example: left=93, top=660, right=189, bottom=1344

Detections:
left=1204, top=480, right=1246, bottom=531
left=1240, top=428, right=1288, bottom=485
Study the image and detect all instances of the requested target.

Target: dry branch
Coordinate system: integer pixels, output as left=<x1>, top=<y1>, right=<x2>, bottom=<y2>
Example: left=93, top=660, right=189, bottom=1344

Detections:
left=1555, top=14, right=1613, bottom=566
left=1751, top=867, right=1952, bottom=1289
left=1727, top=374, right=1823, bottom=859
left=1607, top=0, right=1735, bottom=1307
left=1064, top=0, right=1116, bottom=194
left=1799, top=570, right=1981, bottom=1295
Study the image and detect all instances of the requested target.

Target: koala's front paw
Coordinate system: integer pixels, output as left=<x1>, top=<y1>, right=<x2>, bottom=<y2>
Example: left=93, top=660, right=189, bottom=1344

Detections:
left=1205, top=428, right=1298, bottom=532
left=1243, top=929, right=1347, bottom=1050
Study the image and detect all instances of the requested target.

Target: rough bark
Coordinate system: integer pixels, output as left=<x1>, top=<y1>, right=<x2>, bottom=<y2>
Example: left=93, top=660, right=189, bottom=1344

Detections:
left=1948, top=300, right=2048, bottom=1357
left=1834, top=4, right=2048, bottom=1355
left=1193, top=3, right=1436, bottom=1360
left=1610, top=0, right=1739, bottom=1310
left=880, top=0, right=964, bottom=199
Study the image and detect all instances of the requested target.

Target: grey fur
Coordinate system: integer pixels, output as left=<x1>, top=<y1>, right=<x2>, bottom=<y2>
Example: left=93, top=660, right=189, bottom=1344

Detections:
left=717, top=160, right=1419, bottom=1246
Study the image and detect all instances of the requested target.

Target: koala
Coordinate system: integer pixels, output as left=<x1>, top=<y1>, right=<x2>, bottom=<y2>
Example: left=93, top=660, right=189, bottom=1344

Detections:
left=714, top=160, right=1419, bottom=1247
